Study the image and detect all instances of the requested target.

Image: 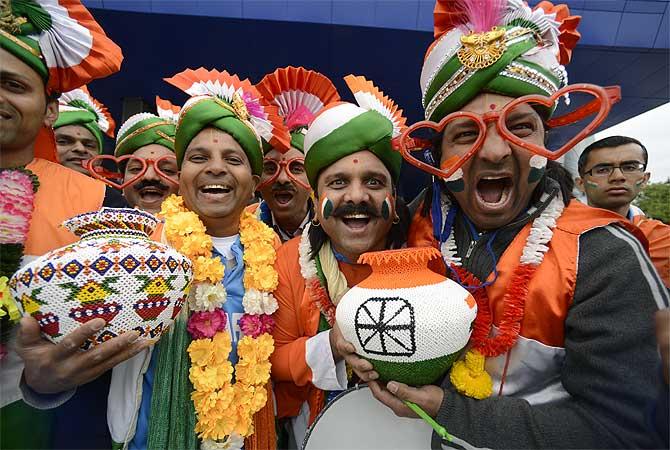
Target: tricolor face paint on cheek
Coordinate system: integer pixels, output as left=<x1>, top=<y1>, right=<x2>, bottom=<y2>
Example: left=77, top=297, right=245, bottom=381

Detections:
left=320, top=194, right=334, bottom=220
left=585, top=180, right=600, bottom=189
left=635, top=179, right=645, bottom=187
left=527, top=155, right=547, bottom=183
left=444, top=168, right=465, bottom=193
left=440, top=155, right=465, bottom=192
left=381, top=195, right=393, bottom=221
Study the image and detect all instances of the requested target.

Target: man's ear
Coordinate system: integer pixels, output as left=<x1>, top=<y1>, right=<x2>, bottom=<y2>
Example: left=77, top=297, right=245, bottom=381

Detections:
left=575, top=176, right=586, bottom=194
left=640, top=172, right=651, bottom=189
left=44, top=98, right=59, bottom=127
left=251, top=174, right=260, bottom=195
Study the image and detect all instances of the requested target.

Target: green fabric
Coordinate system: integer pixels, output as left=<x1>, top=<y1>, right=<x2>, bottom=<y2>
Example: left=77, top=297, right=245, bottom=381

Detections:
left=0, top=0, right=52, bottom=83
left=262, top=130, right=305, bottom=155
left=54, top=109, right=104, bottom=152
left=146, top=314, right=198, bottom=450
left=314, top=252, right=332, bottom=333
left=116, top=117, right=176, bottom=156
left=290, top=129, right=305, bottom=152
left=423, top=29, right=557, bottom=122
left=0, top=399, right=53, bottom=449
left=304, top=110, right=401, bottom=188
left=367, top=352, right=461, bottom=386
left=174, top=97, right=262, bottom=174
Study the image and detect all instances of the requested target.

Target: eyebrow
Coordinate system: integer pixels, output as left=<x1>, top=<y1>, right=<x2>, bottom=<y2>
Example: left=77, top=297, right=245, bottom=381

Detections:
left=505, top=110, right=539, bottom=122
left=593, top=160, right=644, bottom=166
left=0, top=70, right=31, bottom=83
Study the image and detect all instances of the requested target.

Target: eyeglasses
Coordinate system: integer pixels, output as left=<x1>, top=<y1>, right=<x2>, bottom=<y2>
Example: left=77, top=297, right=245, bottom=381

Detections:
left=86, top=154, right=180, bottom=190
left=397, top=84, right=621, bottom=180
left=256, top=156, right=310, bottom=191
left=583, top=162, right=646, bottom=178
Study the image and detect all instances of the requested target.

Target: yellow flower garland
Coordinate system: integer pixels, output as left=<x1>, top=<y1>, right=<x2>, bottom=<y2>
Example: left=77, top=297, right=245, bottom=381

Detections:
left=159, top=195, right=278, bottom=443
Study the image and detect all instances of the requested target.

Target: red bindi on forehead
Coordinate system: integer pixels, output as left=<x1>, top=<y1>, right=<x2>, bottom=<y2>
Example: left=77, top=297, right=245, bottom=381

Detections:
left=353, top=159, right=359, bottom=164
left=213, top=138, right=219, bottom=143
left=489, top=103, right=497, bottom=110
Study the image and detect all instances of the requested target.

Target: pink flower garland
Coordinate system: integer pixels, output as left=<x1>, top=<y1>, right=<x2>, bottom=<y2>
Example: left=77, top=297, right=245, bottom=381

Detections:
left=238, top=314, right=275, bottom=338
left=187, top=310, right=227, bottom=339
left=0, top=170, right=36, bottom=245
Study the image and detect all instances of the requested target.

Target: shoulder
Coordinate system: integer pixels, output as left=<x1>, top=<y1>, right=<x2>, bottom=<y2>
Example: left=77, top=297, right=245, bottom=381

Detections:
left=578, top=224, right=669, bottom=308
left=29, top=158, right=107, bottom=194
left=555, top=200, right=623, bottom=234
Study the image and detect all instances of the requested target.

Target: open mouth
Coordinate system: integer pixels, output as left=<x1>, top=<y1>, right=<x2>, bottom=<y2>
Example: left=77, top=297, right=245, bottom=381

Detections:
left=273, top=191, right=294, bottom=206
left=341, top=213, right=371, bottom=230
left=0, top=110, right=12, bottom=120
left=199, top=184, right=232, bottom=199
left=475, top=175, right=513, bottom=208
left=139, top=187, right=167, bottom=203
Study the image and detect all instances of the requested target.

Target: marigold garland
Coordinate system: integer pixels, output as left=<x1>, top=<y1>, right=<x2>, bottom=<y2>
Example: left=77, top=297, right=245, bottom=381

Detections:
left=159, top=194, right=278, bottom=447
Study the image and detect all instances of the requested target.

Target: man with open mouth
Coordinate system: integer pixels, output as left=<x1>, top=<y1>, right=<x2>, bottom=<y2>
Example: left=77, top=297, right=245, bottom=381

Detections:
left=53, top=85, right=114, bottom=176
left=18, top=67, right=290, bottom=450
left=269, top=74, right=410, bottom=446
left=0, top=1, right=128, bottom=448
left=114, top=97, right=181, bottom=214
left=254, top=67, right=341, bottom=242
left=345, top=1, right=669, bottom=449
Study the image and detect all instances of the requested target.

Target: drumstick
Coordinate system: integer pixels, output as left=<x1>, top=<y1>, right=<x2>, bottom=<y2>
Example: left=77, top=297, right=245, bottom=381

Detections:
left=403, top=400, right=453, bottom=442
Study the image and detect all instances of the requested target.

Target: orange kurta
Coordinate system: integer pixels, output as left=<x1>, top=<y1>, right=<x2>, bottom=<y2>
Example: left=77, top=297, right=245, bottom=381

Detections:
left=632, top=214, right=670, bottom=288
left=24, top=158, right=107, bottom=258
left=271, top=237, right=370, bottom=422
left=408, top=199, right=646, bottom=347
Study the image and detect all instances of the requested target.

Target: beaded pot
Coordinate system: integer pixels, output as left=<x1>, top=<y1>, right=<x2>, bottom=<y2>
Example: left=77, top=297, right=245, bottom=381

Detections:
left=335, top=247, right=476, bottom=385
left=9, top=208, right=192, bottom=349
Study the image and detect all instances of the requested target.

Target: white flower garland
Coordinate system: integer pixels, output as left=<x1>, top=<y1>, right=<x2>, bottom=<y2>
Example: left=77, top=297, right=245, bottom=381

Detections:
left=299, top=223, right=318, bottom=280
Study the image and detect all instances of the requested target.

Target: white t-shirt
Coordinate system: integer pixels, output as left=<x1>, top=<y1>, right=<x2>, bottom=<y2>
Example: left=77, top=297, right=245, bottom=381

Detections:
left=211, top=234, right=239, bottom=262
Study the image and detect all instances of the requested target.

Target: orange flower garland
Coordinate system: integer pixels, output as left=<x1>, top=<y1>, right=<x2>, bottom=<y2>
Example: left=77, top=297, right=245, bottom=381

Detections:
left=159, top=195, right=278, bottom=448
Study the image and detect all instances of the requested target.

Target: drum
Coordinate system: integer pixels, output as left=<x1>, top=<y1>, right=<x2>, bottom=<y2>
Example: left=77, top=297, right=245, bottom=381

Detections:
left=302, top=385, right=434, bottom=450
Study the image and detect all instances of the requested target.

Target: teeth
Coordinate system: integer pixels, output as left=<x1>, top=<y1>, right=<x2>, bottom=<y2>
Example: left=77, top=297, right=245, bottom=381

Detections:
left=343, top=214, right=369, bottom=219
left=481, top=176, right=507, bottom=181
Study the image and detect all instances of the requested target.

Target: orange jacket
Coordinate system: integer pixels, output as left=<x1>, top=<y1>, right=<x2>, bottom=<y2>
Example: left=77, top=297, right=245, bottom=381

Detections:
left=24, top=158, right=106, bottom=258
left=408, top=200, right=646, bottom=348
left=632, top=214, right=670, bottom=288
left=271, top=237, right=371, bottom=423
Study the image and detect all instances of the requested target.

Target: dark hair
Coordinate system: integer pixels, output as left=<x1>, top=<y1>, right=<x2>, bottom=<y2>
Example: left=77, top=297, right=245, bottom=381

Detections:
left=308, top=193, right=410, bottom=260
left=578, top=135, right=648, bottom=175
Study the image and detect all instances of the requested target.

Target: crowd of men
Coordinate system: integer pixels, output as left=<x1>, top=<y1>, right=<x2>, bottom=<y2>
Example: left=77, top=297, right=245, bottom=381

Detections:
left=1, top=0, right=668, bottom=449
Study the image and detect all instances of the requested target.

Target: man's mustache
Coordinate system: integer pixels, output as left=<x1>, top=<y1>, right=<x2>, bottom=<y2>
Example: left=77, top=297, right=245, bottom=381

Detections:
left=331, top=202, right=380, bottom=218
left=271, top=182, right=296, bottom=193
left=133, top=179, right=169, bottom=192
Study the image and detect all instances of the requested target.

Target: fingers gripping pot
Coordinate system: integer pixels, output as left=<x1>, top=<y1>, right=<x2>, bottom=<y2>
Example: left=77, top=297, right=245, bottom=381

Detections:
left=9, top=208, right=193, bottom=350
left=335, top=247, right=476, bottom=385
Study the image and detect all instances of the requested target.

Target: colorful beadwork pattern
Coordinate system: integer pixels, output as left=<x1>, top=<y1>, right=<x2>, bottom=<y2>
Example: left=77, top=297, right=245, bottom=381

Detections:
left=9, top=208, right=193, bottom=348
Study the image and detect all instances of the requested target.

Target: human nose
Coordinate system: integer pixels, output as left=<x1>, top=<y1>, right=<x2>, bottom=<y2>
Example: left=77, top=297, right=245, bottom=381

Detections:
left=608, top=166, right=626, bottom=182
left=343, top=180, right=370, bottom=204
left=143, top=163, right=161, bottom=181
left=70, top=141, right=88, bottom=155
left=477, top=124, right=512, bottom=165
left=205, top=155, right=228, bottom=175
left=275, top=162, right=291, bottom=183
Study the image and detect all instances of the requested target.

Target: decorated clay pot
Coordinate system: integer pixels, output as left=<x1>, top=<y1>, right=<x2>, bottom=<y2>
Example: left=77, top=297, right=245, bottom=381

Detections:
left=9, top=208, right=192, bottom=349
left=335, top=247, right=476, bottom=385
